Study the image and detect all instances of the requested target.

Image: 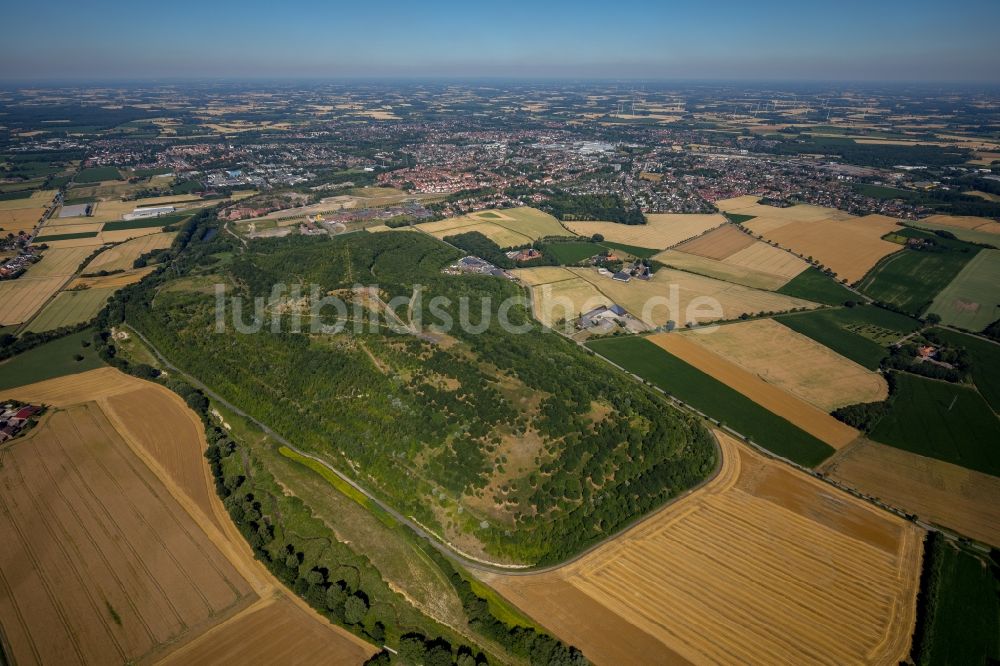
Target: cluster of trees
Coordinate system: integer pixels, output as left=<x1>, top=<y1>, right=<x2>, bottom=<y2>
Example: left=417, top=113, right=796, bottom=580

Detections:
left=909, top=532, right=945, bottom=665
left=541, top=192, right=645, bottom=225
left=0, top=321, right=91, bottom=361
left=418, top=545, right=587, bottom=666
left=115, top=223, right=714, bottom=566
left=882, top=340, right=970, bottom=383
left=760, top=135, right=970, bottom=169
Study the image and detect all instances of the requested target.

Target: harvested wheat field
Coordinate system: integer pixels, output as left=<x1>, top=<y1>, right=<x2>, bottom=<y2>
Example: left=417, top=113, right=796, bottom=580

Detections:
left=745, top=214, right=901, bottom=283
left=514, top=267, right=611, bottom=325
left=565, top=266, right=818, bottom=327
left=481, top=431, right=922, bottom=666
left=724, top=241, right=810, bottom=280
left=564, top=214, right=725, bottom=250
left=0, top=369, right=377, bottom=665
left=919, top=214, right=1000, bottom=234
left=67, top=267, right=155, bottom=290
left=158, top=595, right=372, bottom=666
left=0, top=208, right=47, bottom=235
left=0, top=403, right=256, bottom=664
left=0, top=190, right=56, bottom=211
left=673, top=224, right=755, bottom=259
left=0, top=276, right=67, bottom=326
left=652, top=249, right=792, bottom=290
left=28, top=246, right=96, bottom=277
left=649, top=332, right=860, bottom=448
left=822, top=439, right=1000, bottom=548
left=84, top=231, right=177, bottom=272
left=36, top=222, right=105, bottom=237
left=688, top=319, right=888, bottom=410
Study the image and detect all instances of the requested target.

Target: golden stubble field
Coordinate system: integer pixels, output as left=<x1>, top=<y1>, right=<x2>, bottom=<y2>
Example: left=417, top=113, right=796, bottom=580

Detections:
left=419, top=207, right=568, bottom=247
left=0, top=246, right=96, bottom=326
left=649, top=331, right=860, bottom=448
left=564, top=213, right=725, bottom=250
left=686, top=319, right=888, bottom=410
left=821, top=439, right=1000, bottom=548
left=84, top=232, right=177, bottom=272
left=716, top=198, right=902, bottom=284
left=481, top=431, right=923, bottom=665
left=0, top=369, right=376, bottom=665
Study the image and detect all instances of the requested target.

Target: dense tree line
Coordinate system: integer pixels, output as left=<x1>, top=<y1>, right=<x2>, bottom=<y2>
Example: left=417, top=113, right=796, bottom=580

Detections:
left=541, top=192, right=645, bottom=225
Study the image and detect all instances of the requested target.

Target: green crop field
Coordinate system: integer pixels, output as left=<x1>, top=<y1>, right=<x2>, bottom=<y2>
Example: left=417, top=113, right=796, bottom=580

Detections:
left=75, top=166, right=122, bottom=183
left=545, top=241, right=601, bottom=264
left=870, top=373, right=1000, bottom=476
left=102, top=211, right=192, bottom=231
left=857, top=230, right=981, bottom=316
left=0, top=329, right=105, bottom=390
left=931, top=327, right=1000, bottom=413
left=35, top=230, right=100, bottom=241
left=723, top=212, right=756, bottom=224
left=928, top=249, right=1000, bottom=332
left=775, top=305, right=922, bottom=369
left=587, top=336, right=835, bottom=467
left=776, top=267, right=856, bottom=306
left=913, top=538, right=1000, bottom=666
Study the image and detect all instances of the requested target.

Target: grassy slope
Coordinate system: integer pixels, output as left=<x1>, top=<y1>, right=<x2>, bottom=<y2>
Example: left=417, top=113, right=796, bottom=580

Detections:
left=776, top=267, right=856, bottom=306
left=931, top=328, right=1000, bottom=413
left=870, top=373, right=1000, bottom=477
left=0, top=329, right=105, bottom=390
left=775, top=305, right=922, bottom=370
left=587, top=336, right=834, bottom=467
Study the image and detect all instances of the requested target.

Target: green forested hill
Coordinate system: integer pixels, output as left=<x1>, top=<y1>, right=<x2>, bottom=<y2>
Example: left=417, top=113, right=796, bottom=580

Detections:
left=124, top=230, right=715, bottom=565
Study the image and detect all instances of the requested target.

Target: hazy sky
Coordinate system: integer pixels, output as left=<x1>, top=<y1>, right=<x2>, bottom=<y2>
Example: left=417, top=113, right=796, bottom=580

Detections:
left=2, top=0, right=998, bottom=82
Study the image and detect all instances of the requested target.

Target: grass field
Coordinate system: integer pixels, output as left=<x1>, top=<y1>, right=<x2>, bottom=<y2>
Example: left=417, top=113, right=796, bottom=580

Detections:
left=599, top=240, right=659, bottom=258
left=857, top=231, right=981, bottom=316
left=776, top=267, right=857, bottom=305
left=870, top=373, right=1000, bottom=477
left=421, top=207, right=566, bottom=247
left=24, top=287, right=118, bottom=333
left=565, top=214, right=725, bottom=250
left=928, top=249, right=1000, bottom=331
left=544, top=241, right=602, bottom=264
left=689, top=319, right=887, bottom=410
left=75, top=167, right=123, bottom=182
left=775, top=305, right=922, bottom=369
left=932, top=327, right=1000, bottom=412
left=0, top=330, right=104, bottom=389
left=102, top=213, right=186, bottom=232
left=587, top=336, right=835, bottom=466
left=823, top=440, right=1000, bottom=547
left=482, top=431, right=921, bottom=665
